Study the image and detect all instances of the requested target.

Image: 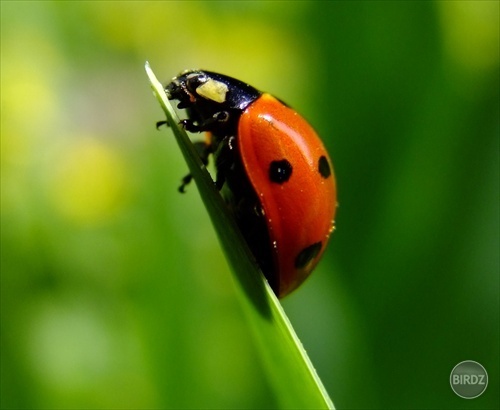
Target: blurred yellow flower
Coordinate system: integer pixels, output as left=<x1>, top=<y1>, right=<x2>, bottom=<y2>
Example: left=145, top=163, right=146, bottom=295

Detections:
left=49, top=137, right=128, bottom=225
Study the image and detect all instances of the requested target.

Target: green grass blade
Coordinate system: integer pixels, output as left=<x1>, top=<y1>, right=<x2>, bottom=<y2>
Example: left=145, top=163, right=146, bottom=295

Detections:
left=145, top=62, right=335, bottom=409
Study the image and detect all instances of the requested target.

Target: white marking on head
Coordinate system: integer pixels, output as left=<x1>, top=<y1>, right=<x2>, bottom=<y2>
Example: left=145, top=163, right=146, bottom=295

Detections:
left=196, top=79, right=228, bottom=103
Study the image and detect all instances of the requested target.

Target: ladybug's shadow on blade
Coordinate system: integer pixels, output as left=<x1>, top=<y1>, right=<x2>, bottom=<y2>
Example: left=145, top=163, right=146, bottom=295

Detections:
left=229, top=256, right=273, bottom=320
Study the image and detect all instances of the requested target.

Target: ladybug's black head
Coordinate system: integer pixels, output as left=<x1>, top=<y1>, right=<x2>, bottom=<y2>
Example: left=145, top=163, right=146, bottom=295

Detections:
left=165, top=70, right=261, bottom=116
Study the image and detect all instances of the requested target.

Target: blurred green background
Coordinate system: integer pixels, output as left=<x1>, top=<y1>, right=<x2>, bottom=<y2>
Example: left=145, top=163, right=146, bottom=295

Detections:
left=1, top=1, right=498, bottom=409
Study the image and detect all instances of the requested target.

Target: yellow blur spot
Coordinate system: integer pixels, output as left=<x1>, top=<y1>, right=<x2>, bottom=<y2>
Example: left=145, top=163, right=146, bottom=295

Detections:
left=439, top=1, right=499, bottom=72
left=1, top=29, right=60, bottom=167
left=50, top=137, right=127, bottom=225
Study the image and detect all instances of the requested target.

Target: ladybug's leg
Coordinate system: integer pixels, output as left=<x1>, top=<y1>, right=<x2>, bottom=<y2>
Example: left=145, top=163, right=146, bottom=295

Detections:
left=178, top=140, right=213, bottom=193
left=178, top=174, right=193, bottom=193
left=213, top=136, right=235, bottom=190
left=181, top=111, right=229, bottom=133
left=180, top=119, right=202, bottom=133
left=156, top=120, right=168, bottom=129
left=157, top=110, right=228, bottom=131
left=156, top=118, right=199, bottom=132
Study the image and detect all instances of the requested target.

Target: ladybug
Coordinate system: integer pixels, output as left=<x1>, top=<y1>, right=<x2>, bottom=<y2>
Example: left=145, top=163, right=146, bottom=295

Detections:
left=163, top=70, right=337, bottom=298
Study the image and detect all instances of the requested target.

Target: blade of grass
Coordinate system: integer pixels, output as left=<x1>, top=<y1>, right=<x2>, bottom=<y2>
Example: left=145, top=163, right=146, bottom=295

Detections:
left=145, top=62, right=335, bottom=409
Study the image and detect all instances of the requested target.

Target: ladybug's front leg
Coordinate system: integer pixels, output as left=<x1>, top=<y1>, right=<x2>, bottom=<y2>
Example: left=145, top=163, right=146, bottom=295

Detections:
left=158, top=112, right=227, bottom=134
left=180, top=111, right=229, bottom=133
left=179, top=119, right=202, bottom=133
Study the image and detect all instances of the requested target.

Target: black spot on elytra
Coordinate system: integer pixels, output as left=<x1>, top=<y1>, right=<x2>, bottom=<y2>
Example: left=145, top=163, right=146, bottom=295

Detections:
left=269, top=159, right=292, bottom=184
left=318, top=155, right=331, bottom=179
left=295, top=242, right=322, bottom=269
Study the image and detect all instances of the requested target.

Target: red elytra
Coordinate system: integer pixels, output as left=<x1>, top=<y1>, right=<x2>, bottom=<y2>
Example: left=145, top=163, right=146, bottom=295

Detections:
left=238, top=94, right=337, bottom=297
